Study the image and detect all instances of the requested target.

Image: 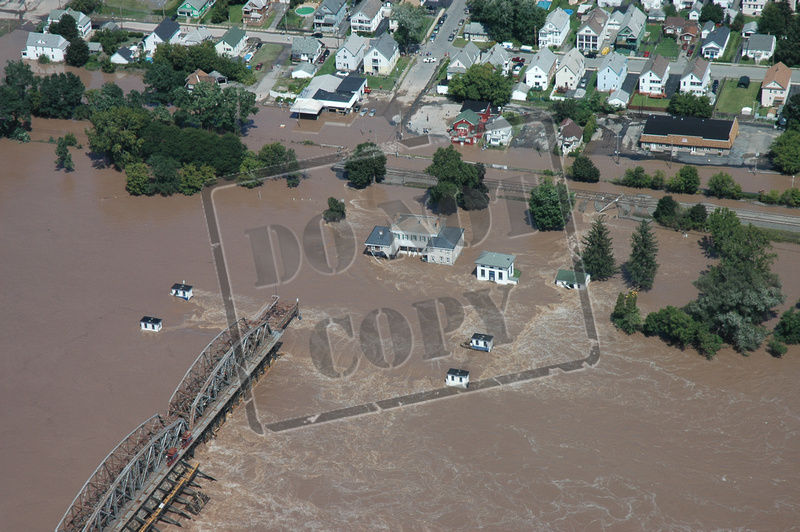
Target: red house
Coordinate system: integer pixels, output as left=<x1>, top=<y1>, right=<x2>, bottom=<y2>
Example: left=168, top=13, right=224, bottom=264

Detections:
left=450, top=109, right=483, bottom=144
left=460, top=100, right=493, bottom=123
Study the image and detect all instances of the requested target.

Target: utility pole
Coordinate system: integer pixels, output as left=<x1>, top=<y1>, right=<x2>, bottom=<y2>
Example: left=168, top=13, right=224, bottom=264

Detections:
left=754, top=151, right=759, bottom=174
left=615, top=130, right=621, bottom=165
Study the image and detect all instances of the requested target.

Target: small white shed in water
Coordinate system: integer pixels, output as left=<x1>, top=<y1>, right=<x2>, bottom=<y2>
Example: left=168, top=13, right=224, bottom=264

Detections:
left=171, top=282, right=194, bottom=300
left=470, top=333, right=494, bottom=352
left=555, top=269, right=591, bottom=290
left=446, top=368, right=470, bottom=388
left=140, top=316, right=163, bottom=332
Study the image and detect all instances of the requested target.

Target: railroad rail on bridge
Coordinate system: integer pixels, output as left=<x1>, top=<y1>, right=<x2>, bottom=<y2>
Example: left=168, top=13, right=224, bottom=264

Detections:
left=56, top=296, right=299, bottom=532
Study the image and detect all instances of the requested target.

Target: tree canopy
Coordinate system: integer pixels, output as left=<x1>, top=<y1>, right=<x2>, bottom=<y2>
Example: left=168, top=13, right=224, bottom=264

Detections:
left=570, top=156, right=600, bottom=183
left=769, top=129, right=800, bottom=175
left=65, top=38, right=89, bottom=67
left=707, top=171, right=742, bottom=199
left=626, top=220, right=659, bottom=291
left=345, top=142, right=387, bottom=188
left=448, top=63, right=513, bottom=107
left=392, top=3, right=427, bottom=49
left=699, top=3, right=724, bottom=24
left=323, top=197, right=346, bottom=223
left=666, top=165, right=700, bottom=194
left=528, top=177, right=574, bottom=231
left=426, top=146, right=488, bottom=213
left=581, top=216, right=617, bottom=280
left=49, top=14, right=80, bottom=41
left=667, top=93, right=713, bottom=118
left=467, top=0, right=546, bottom=44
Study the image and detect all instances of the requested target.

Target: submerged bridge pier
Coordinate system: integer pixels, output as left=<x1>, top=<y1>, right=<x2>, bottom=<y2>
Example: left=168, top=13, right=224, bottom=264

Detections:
left=56, top=296, right=300, bottom=532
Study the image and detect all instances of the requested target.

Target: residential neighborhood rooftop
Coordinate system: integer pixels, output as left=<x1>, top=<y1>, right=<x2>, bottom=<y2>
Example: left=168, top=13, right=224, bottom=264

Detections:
left=475, top=251, right=516, bottom=269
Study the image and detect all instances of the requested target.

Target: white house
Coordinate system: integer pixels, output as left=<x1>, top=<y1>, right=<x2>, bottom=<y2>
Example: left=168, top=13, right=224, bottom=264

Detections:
left=464, top=21, right=490, bottom=42
left=538, top=8, right=570, bottom=49
left=555, top=48, right=586, bottom=91
left=485, top=116, right=513, bottom=144
left=140, top=316, right=163, bottom=332
left=21, top=32, right=68, bottom=62
left=555, top=269, right=590, bottom=289
left=640, top=0, right=663, bottom=11
left=445, top=368, right=470, bottom=388
left=364, top=213, right=465, bottom=266
left=475, top=251, right=516, bottom=284
left=598, top=0, right=622, bottom=7
left=470, top=333, right=494, bottom=352
left=171, top=282, right=194, bottom=300
left=742, top=0, right=767, bottom=15
left=608, top=88, right=631, bottom=108
left=46, top=8, right=91, bottom=38
left=143, top=18, right=181, bottom=54
left=559, top=118, right=584, bottom=152
left=510, top=82, right=530, bottom=102
left=215, top=26, right=247, bottom=57
left=688, top=1, right=702, bottom=20
left=480, top=43, right=511, bottom=75
left=762, top=62, right=792, bottom=107
left=292, top=62, right=317, bottom=78
left=700, top=20, right=714, bottom=40
left=336, top=34, right=368, bottom=71
left=597, top=52, right=627, bottom=92
left=110, top=45, right=138, bottom=64
left=524, top=47, right=557, bottom=90
left=638, top=54, right=670, bottom=97
left=447, top=42, right=481, bottom=79
left=679, top=56, right=711, bottom=96
left=743, top=34, right=776, bottom=63
left=292, top=36, right=324, bottom=63
left=182, top=26, right=214, bottom=46
left=350, top=0, right=385, bottom=33
left=365, top=33, right=398, bottom=75
left=291, top=74, right=367, bottom=117
left=702, top=26, right=730, bottom=60
left=742, top=21, right=759, bottom=38
left=576, top=8, right=609, bottom=53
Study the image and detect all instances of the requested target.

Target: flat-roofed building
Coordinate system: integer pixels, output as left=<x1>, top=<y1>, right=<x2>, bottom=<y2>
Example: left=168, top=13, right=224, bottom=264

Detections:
left=639, top=115, right=739, bottom=155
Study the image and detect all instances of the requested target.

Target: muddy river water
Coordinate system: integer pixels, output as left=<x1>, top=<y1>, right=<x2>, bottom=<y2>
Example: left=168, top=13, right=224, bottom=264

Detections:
left=0, top=33, right=799, bottom=528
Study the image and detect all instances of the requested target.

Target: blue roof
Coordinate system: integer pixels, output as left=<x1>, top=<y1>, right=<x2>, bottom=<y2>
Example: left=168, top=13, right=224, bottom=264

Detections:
left=365, top=226, right=393, bottom=246
left=429, top=227, right=463, bottom=250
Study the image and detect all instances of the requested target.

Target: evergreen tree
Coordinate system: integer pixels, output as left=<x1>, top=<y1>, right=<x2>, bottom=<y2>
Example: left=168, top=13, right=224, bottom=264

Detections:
left=55, top=137, right=74, bottom=170
left=611, top=292, right=641, bottom=334
left=581, top=216, right=617, bottom=280
left=323, top=197, right=346, bottom=222
left=626, top=220, right=659, bottom=291
left=528, top=177, right=574, bottom=231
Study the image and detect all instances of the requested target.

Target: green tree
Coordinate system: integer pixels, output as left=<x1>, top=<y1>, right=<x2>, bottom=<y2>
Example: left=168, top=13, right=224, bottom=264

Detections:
left=149, top=154, right=182, bottom=196
left=682, top=203, right=707, bottom=231
left=345, top=142, right=387, bottom=188
left=92, top=28, right=130, bottom=54
left=611, top=292, right=642, bottom=334
left=774, top=307, right=800, bottom=344
left=0, top=61, right=34, bottom=137
left=650, top=170, right=666, bottom=190
left=582, top=115, right=597, bottom=143
left=426, top=145, right=487, bottom=213
left=707, top=171, right=742, bottom=199
left=88, top=106, right=151, bottom=168
left=653, top=195, right=680, bottom=227
left=667, top=165, right=700, bottom=194
left=620, top=166, right=651, bottom=188
left=731, top=12, right=745, bottom=32
left=35, top=72, right=85, bottom=119
left=626, top=220, right=659, bottom=290
left=144, top=62, right=187, bottom=104
left=699, top=3, right=724, bottom=23
left=581, top=215, right=617, bottom=280
left=758, top=0, right=793, bottom=37
left=570, top=155, right=600, bottom=183
left=179, top=163, right=216, bottom=195
left=643, top=306, right=698, bottom=349
left=769, top=129, right=800, bottom=174
left=767, top=337, right=789, bottom=357
left=69, top=0, right=103, bottom=13
left=528, top=177, right=574, bottom=231
left=49, top=14, right=80, bottom=41
left=323, top=196, right=346, bottom=223
left=392, top=3, right=427, bottom=49
left=448, top=63, right=513, bottom=106
left=667, top=93, right=713, bottom=118
left=664, top=3, right=677, bottom=16
left=513, top=0, right=547, bottom=45
left=85, top=82, right=127, bottom=112
left=55, top=137, right=75, bottom=171
left=65, top=38, right=89, bottom=67
left=125, top=162, right=152, bottom=195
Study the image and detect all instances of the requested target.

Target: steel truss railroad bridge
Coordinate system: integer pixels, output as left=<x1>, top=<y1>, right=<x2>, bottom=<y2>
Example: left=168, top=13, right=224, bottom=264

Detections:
left=56, top=296, right=300, bottom=532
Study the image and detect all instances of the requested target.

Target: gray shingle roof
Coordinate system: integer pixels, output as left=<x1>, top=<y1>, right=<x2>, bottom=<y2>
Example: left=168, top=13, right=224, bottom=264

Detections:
left=340, top=34, right=367, bottom=55
left=703, top=26, right=730, bottom=49
left=369, top=33, right=398, bottom=60
left=153, top=18, right=180, bottom=41
left=530, top=46, right=556, bottom=73
left=544, top=7, right=570, bottom=31
left=746, top=34, right=776, bottom=53
left=429, top=227, right=463, bottom=250
left=681, top=56, right=709, bottom=80
left=475, top=251, right=515, bottom=268
left=292, top=36, right=322, bottom=55
left=26, top=32, right=68, bottom=50
left=600, top=52, right=627, bottom=76
left=642, top=54, right=669, bottom=79
left=365, top=226, right=393, bottom=246
left=353, top=0, right=382, bottom=20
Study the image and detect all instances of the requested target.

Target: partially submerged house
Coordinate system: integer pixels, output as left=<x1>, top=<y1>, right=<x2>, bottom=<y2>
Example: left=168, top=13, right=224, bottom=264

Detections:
left=475, top=251, right=517, bottom=284
left=559, top=118, right=584, bottom=152
left=171, top=282, right=194, bottom=300
left=446, top=368, right=470, bottom=388
left=555, top=269, right=590, bottom=289
left=140, top=316, right=163, bottom=332
left=364, top=213, right=465, bottom=266
left=470, top=333, right=494, bottom=352
left=21, top=32, right=68, bottom=62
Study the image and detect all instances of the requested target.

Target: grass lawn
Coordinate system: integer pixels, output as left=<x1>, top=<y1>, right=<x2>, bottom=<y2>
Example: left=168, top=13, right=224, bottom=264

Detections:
left=645, top=24, right=661, bottom=42
left=720, top=33, right=742, bottom=62
left=229, top=5, right=243, bottom=23
left=583, top=70, right=597, bottom=98
left=714, top=79, right=761, bottom=114
left=630, top=93, right=671, bottom=109
left=279, top=10, right=305, bottom=30
left=98, top=0, right=152, bottom=18
left=0, top=19, right=20, bottom=37
left=655, top=38, right=679, bottom=58
left=452, top=37, right=467, bottom=48
left=253, top=43, right=283, bottom=66
left=316, top=54, right=336, bottom=76
left=364, top=56, right=413, bottom=90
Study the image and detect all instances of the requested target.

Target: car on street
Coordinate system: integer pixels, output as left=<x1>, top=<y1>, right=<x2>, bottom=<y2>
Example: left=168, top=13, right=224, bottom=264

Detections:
left=464, top=7, right=469, bottom=13
left=448, top=33, right=455, bottom=41
left=512, top=56, right=525, bottom=63
left=459, top=18, right=464, bottom=25
left=256, top=42, right=263, bottom=50
left=312, top=32, right=323, bottom=38
left=359, top=108, right=368, bottom=116
left=255, top=63, right=263, bottom=70
left=423, top=57, right=437, bottom=63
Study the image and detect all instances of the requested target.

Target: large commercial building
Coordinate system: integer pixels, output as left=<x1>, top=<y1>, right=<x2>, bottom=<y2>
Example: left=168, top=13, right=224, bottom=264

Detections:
left=639, top=115, right=739, bottom=156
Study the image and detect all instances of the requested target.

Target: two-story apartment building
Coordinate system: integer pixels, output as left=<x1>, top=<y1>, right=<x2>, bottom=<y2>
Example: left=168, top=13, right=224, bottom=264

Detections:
left=350, top=0, right=385, bottom=33
left=597, top=52, right=627, bottom=92
left=761, top=62, right=792, bottom=107
left=680, top=57, right=711, bottom=96
left=365, top=33, right=398, bottom=75
left=364, top=214, right=465, bottom=266
left=742, top=0, right=767, bottom=16
left=538, top=8, right=571, bottom=49
left=21, top=32, right=69, bottom=62
left=555, top=48, right=586, bottom=91
left=242, top=0, right=269, bottom=25
left=142, top=18, right=181, bottom=54
left=638, top=54, right=670, bottom=97
left=215, top=26, right=247, bottom=57
left=314, top=0, right=347, bottom=33
left=576, top=8, right=609, bottom=53
left=524, top=47, right=557, bottom=90
left=615, top=6, right=646, bottom=51
left=335, top=34, right=368, bottom=71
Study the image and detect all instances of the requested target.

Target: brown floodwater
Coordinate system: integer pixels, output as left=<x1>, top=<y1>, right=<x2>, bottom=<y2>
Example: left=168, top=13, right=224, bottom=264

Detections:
left=1, top=67, right=799, bottom=531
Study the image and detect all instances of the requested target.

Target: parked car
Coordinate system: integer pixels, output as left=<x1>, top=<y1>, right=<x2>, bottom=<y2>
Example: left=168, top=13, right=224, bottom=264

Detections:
left=712, top=79, right=719, bottom=93
left=512, top=56, right=525, bottom=63
left=579, top=78, right=587, bottom=88
left=513, top=65, right=522, bottom=75
left=441, top=13, right=447, bottom=20
left=255, top=63, right=263, bottom=70
left=359, top=108, right=368, bottom=116
left=682, top=43, right=688, bottom=50
left=312, top=32, right=323, bottom=38
left=738, top=76, right=750, bottom=89
left=369, top=109, right=377, bottom=117
left=643, top=51, right=650, bottom=58
left=459, top=18, right=464, bottom=25
left=448, top=33, right=455, bottom=41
